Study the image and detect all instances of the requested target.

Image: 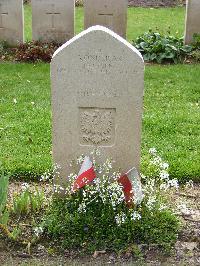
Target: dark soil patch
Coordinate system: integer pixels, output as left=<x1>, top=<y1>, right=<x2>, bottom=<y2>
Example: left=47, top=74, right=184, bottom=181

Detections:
left=129, top=0, right=186, bottom=7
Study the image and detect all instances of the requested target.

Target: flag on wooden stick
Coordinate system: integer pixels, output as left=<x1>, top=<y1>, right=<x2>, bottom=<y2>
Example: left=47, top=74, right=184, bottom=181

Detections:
left=72, top=156, right=96, bottom=191
left=118, top=167, right=143, bottom=207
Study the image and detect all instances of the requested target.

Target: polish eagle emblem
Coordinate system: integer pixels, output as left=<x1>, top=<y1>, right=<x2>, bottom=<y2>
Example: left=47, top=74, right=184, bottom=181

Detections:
left=80, top=109, right=113, bottom=144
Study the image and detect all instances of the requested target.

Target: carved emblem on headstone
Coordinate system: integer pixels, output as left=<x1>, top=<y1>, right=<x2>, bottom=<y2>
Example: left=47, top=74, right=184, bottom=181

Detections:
left=79, top=108, right=115, bottom=145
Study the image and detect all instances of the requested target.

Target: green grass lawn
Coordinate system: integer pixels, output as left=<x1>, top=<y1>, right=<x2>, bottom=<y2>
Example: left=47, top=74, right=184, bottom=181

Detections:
left=24, top=5, right=185, bottom=42
left=0, top=63, right=199, bottom=182
left=24, top=3, right=32, bottom=41
left=1, top=5, right=199, bottom=182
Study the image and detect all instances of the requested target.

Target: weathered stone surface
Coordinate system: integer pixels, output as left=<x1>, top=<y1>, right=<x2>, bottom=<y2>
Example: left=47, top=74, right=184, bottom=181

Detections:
left=84, top=0, right=128, bottom=38
left=51, top=26, right=144, bottom=182
left=185, top=0, right=200, bottom=44
left=32, top=0, right=74, bottom=43
left=0, top=0, right=24, bottom=45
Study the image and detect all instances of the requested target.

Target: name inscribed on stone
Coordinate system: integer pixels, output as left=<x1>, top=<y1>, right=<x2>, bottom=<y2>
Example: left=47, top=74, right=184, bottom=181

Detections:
left=78, top=53, right=123, bottom=74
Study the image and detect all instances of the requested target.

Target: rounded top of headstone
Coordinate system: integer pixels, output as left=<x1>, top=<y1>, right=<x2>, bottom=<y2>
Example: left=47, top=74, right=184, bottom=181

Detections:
left=52, top=25, right=143, bottom=63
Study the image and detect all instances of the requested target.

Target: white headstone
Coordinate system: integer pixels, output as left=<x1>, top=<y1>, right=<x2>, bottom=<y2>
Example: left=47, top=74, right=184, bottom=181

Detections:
left=0, top=0, right=24, bottom=45
left=185, top=0, right=200, bottom=44
left=32, top=0, right=74, bottom=43
left=84, top=0, right=128, bottom=38
left=51, top=26, right=144, bottom=182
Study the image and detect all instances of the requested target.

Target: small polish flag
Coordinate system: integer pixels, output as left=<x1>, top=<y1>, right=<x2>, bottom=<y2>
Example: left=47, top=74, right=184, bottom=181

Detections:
left=118, top=167, right=143, bottom=207
left=72, top=156, right=96, bottom=191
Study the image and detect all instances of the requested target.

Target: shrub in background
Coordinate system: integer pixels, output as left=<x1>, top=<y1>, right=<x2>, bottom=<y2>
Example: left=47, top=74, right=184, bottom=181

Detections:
left=0, top=41, right=14, bottom=61
left=14, top=41, right=60, bottom=63
left=134, top=30, right=193, bottom=63
left=189, top=33, right=200, bottom=62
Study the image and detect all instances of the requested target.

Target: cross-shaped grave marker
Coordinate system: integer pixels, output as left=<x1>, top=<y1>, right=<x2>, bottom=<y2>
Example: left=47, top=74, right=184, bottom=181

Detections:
left=46, top=4, right=60, bottom=29
left=32, top=0, right=74, bottom=42
left=84, top=0, right=128, bottom=38
left=0, top=3, right=8, bottom=30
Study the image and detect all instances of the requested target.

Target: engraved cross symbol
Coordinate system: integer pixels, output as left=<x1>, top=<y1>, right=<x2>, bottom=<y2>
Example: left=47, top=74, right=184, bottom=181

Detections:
left=98, top=13, right=113, bottom=17
left=0, top=4, right=8, bottom=30
left=98, top=4, right=113, bottom=18
left=98, top=13, right=114, bottom=29
left=46, top=4, right=60, bottom=29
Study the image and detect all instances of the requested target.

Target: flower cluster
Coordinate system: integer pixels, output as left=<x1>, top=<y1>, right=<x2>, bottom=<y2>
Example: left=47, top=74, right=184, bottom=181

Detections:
left=75, top=159, right=125, bottom=214
left=62, top=151, right=131, bottom=226
left=149, top=147, right=179, bottom=190
left=141, top=148, right=180, bottom=213
left=50, top=149, right=180, bottom=227
left=63, top=151, right=124, bottom=214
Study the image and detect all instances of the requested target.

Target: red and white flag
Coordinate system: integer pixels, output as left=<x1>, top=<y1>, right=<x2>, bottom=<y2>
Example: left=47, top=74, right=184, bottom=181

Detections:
left=72, top=156, right=96, bottom=191
left=118, top=167, right=143, bottom=207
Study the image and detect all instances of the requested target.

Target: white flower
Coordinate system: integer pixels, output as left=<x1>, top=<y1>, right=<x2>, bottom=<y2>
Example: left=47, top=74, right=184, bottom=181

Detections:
left=145, top=179, right=155, bottom=193
left=90, top=149, right=101, bottom=156
left=146, top=196, right=157, bottom=210
left=68, top=173, right=77, bottom=182
left=21, top=183, right=30, bottom=191
left=159, top=170, right=169, bottom=180
left=53, top=184, right=63, bottom=193
left=168, top=178, right=179, bottom=190
left=40, top=171, right=50, bottom=182
left=13, top=98, right=17, bottom=104
left=185, top=180, right=193, bottom=188
left=150, top=156, right=162, bottom=165
left=111, top=171, right=121, bottom=181
left=115, top=212, right=127, bottom=226
left=130, top=211, right=141, bottom=221
left=160, top=183, right=169, bottom=190
left=140, top=174, right=146, bottom=181
left=149, top=148, right=157, bottom=155
left=52, top=164, right=61, bottom=177
left=158, top=204, right=167, bottom=211
left=76, top=155, right=85, bottom=165
left=77, top=203, right=87, bottom=213
left=34, top=226, right=43, bottom=237
left=161, top=162, right=169, bottom=170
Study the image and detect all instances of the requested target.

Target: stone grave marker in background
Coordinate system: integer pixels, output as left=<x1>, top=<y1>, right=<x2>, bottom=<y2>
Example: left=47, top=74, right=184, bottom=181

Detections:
left=51, top=26, right=144, bottom=183
left=0, top=0, right=24, bottom=45
left=32, top=0, right=74, bottom=43
left=185, top=0, right=200, bottom=44
left=84, top=0, right=128, bottom=38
